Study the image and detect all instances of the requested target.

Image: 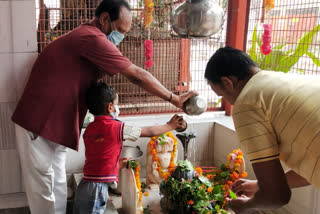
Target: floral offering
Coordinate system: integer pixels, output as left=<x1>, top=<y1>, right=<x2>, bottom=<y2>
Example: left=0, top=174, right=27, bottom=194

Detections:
left=159, top=149, right=248, bottom=214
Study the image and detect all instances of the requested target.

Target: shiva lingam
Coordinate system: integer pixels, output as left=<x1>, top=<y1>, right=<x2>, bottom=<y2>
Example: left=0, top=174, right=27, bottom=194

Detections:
left=176, top=132, right=196, bottom=160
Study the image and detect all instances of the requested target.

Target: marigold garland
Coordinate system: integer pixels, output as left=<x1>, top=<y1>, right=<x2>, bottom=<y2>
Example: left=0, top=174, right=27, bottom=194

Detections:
left=133, top=164, right=143, bottom=203
left=149, top=132, right=177, bottom=181
left=128, top=160, right=143, bottom=213
left=144, top=0, right=154, bottom=28
left=264, top=0, right=274, bottom=11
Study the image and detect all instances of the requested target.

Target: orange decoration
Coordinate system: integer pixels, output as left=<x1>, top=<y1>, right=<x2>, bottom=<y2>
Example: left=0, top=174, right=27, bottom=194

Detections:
left=144, top=0, right=154, bottom=28
left=207, top=186, right=214, bottom=193
left=131, top=162, right=143, bottom=210
left=195, top=167, right=203, bottom=176
left=187, top=200, right=194, bottom=205
left=148, top=132, right=177, bottom=180
left=264, top=0, right=274, bottom=10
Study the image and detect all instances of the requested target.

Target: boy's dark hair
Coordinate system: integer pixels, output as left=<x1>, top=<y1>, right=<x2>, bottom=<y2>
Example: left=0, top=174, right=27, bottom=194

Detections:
left=95, top=0, right=131, bottom=22
left=205, top=47, right=258, bottom=84
left=85, top=82, right=117, bottom=115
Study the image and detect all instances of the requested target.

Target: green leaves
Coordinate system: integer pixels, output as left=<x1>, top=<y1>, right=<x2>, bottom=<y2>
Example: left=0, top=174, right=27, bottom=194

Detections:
left=229, top=189, right=237, bottom=199
left=306, top=52, right=320, bottom=66
left=249, top=25, right=258, bottom=63
left=178, top=160, right=194, bottom=172
left=248, top=24, right=320, bottom=73
left=278, top=24, right=320, bottom=73
left=127, top=160, right=138, bottom=171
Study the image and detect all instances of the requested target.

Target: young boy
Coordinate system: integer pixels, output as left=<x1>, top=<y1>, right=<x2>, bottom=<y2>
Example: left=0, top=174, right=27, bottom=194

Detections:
left=73, top=82, right=185, bottom=214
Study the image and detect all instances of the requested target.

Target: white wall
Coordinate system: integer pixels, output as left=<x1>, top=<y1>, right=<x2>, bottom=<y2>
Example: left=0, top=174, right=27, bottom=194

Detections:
left=0, top=0, right=37, bottom=194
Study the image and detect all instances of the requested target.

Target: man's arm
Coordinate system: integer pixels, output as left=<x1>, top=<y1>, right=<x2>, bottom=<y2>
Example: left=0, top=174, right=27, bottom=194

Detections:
left=229, top=159, right=291, bottom=213
left=121, top=64, right=197, bottom=109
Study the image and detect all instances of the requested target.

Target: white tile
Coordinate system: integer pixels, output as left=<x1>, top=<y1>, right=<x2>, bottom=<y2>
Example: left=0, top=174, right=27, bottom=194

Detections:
left=0, top=53, right=16, bottom=102
left=0, top=1, right=13, bottom=53
left=11, top=0, right=37, bottom=52
left=12, top=52, right=37, bottom=100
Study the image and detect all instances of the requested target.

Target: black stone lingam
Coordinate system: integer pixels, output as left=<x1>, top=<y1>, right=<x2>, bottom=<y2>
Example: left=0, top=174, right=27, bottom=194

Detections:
left=176, top=133, right=196, bottom=160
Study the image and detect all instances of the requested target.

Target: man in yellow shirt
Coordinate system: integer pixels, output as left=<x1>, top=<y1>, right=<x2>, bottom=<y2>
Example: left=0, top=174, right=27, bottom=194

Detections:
left=205, top=47, right=319, bottom=213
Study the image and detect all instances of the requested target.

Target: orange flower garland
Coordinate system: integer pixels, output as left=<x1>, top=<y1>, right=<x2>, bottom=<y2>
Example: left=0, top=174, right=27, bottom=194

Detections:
left=264, top=0, right=274, bottom=11
left=144, top=0, right=154, bottom=28
left=133, top=164, right=143, bottom=203
left=149, top=132, right=177, bottom=181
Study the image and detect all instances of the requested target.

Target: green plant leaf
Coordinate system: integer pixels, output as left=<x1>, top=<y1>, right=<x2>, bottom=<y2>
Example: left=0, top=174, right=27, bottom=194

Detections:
left=306, top=52, right=320, bottom=66
left=229, top=189, right=237, bottom=199
left=128, top=160, right=138, bottom=171
left=178, top=160, right=194, bottom=171
left=249, top=25, right=258, bottom=62
left=220, top=171, right=230, bottom=177
left=272, top=43, right=286, bottom=50
left=279, top=24, right=320, bottom=72
left=256, top=31, right=263, bottom=47
left=160, top=133, right=166, bottom=139
left=260, top=50, right=286, bottom=71
left=158, top=140, right=166, bottom=145
left=214, top=97, right=222, bottom=108
left=199, top=176, right=212, bottom=187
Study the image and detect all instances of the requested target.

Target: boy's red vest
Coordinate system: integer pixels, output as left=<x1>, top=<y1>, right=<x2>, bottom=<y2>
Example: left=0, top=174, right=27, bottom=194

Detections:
left=82, top=116, right=124, bottom=182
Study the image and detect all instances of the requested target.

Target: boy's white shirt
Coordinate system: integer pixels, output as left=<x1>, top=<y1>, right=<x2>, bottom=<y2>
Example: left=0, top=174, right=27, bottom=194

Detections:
left=123, top=124, right=141, bottom=141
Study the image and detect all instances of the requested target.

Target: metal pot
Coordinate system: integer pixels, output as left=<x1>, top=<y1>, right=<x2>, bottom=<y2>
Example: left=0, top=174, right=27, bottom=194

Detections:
left=183, top=95, right=207, bottom=115
left=171, top=0, right=224, bottom=37
left=120, top=146, right=143, bottom=160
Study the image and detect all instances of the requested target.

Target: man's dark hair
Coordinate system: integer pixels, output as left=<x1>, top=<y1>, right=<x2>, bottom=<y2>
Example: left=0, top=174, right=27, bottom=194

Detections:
left=85, top=82, right=117, bottom=115
left=205, top=47, right=258, bottom=84
left=95, top=0, right=131, bottom=22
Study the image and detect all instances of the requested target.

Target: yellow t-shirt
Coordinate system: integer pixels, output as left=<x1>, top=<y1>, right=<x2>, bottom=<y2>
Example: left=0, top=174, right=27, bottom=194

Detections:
left=232, top=70, right=320, bottom=188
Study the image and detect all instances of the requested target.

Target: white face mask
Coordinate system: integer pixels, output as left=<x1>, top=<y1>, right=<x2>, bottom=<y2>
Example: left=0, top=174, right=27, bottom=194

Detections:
left=110, top=105, right=120, bottom=119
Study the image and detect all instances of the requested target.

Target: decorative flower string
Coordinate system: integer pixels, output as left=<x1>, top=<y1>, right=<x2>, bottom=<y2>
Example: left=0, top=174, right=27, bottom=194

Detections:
left=134, top=164, right=143, bottom=203
left=264, top=0, right=274, bottom=11
left=144, top=0, right=154, bottom=69
left=260, top=24, right=272, bottom=55
left=148, top=132, right=177, bottom=181
left=144, top=40, right=153, bottom=69
left=144, top=0, right=154, bottom=28
left=260, top=0, right=274, bottom=55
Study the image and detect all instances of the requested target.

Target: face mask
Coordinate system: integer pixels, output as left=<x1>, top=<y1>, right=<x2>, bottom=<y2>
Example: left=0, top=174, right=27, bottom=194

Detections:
left=110, top=105, right=120, bottom=119
left=107, top=31, right=124, bottom=46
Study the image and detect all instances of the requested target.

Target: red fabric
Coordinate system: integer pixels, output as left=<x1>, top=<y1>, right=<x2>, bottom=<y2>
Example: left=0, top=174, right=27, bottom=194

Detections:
left=12, top=24, right=132, bottom=150
left=144, top=40, right=153, bottom=69
left=82, top=116, right=124, bottom=182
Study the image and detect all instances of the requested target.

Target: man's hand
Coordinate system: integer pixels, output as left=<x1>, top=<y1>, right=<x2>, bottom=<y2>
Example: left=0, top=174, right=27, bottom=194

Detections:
left=228, top=195, right=252, bottom=214
left=171, top=91, right=198, bottom=109
left=231, top=179, right=259, bottom=198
